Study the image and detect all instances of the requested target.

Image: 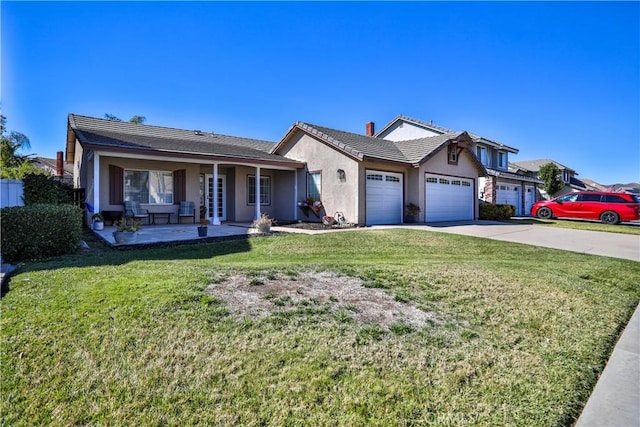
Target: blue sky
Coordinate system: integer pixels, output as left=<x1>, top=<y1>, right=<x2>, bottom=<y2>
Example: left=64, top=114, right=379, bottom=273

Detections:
left=2, top=1, right=638, bottom=185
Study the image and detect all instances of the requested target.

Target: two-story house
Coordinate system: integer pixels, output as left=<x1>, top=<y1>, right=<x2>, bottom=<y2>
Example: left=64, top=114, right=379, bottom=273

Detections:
left=511, top=159, right=590, bottom=199
left=375, top=115, right=542, bottom=215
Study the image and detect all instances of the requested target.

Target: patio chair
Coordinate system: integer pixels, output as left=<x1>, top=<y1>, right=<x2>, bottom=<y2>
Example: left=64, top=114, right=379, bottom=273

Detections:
left=178, top=201, right=196, bottom=224
left=124, top=201, right=149, bottom=224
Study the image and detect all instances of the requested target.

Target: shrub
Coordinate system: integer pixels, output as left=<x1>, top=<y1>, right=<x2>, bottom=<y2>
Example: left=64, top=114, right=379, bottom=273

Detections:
left=479, top=203, right=515, bottom=220
left=22, top=173, right=74, bottom=205
left=0, top=204, right=83, bottom=263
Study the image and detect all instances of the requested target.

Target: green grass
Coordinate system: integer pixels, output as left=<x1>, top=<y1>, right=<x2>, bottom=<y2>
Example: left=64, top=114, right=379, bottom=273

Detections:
left=505, top=217, right=640, bottom=235
left=2, top=229, right=639, bottom=425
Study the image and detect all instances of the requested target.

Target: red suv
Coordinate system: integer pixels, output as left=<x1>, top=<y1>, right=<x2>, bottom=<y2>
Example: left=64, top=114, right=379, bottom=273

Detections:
left=531, top=191, right=640, bottom=224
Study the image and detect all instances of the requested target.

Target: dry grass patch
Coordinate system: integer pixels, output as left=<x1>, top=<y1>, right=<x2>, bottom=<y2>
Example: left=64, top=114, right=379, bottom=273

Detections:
left=206, top=271, right=438, bottom=328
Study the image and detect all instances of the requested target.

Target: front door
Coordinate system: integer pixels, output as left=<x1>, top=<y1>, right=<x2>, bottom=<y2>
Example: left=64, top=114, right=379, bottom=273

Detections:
left=205, top=174, right=226, bottom=221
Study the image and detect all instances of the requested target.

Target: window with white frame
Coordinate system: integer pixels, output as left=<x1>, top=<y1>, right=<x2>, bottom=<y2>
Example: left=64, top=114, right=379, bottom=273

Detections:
left=124, top=169, right=173, bottom=204
left=307, top=172, right=321, bottom=201
left=498, top=152, right=507, bottom=169
left=476, top=146, right=488, bottom=165
left=247, top=175, right=271, bottom=205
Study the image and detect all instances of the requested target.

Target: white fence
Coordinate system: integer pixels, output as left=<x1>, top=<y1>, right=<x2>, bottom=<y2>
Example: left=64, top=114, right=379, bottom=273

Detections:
left=0, top=179, right=24, bottom=208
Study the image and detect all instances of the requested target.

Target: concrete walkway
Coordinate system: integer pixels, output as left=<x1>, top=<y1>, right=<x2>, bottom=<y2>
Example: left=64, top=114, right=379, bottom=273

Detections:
left=576, top=305, right=640, bottom=427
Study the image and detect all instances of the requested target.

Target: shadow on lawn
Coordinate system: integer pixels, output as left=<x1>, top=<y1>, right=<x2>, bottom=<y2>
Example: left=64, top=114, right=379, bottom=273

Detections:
left=1, top=229, right=259, bottom=296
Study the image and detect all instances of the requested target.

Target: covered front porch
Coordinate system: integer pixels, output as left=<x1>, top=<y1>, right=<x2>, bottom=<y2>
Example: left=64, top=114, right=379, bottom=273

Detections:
left=93, top=222, right=263, bottom=246
left=87, top=153, right=306, bottom=226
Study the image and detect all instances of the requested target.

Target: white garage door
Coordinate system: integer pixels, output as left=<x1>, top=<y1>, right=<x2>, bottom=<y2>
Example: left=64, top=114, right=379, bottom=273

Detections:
left=496, top=184, right=521, bottom=215
left=425, top=174, right=474, bottom=222
left=366, top=171, right=403, bottom=225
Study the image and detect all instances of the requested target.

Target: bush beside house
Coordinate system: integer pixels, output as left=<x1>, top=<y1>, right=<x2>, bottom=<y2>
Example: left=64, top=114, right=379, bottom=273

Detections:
left=0, top=204, right=83, bottom=263
left=479, top=203, right=516, bottom=220
left=22, top=173, right=74, bottom=205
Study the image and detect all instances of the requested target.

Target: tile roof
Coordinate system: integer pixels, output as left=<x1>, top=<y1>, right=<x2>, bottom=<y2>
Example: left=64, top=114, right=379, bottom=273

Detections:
left=68, top=114, right=302, bottom=166
left=285, top=122, right=468, bottom=166
left=512, top=159, right=576, bottom=173
left=34, top=157, right=74, bottom=178
left=376, top=114, right=519, bottom=153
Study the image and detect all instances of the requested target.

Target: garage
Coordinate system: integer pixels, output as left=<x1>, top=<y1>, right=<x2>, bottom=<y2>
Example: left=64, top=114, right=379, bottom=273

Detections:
left=496, top=183, right=521, bottom=215
left=365, top=170, right=403, bottom=225
left=424, top=173, right=474, bottom=222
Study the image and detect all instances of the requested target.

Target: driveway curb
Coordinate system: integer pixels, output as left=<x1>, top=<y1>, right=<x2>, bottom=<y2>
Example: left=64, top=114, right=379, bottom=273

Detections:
left=576, top=304, right=640, bottom=426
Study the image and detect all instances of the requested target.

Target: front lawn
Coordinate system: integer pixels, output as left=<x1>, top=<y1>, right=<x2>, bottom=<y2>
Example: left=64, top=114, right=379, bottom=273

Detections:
left=2, top=230, right=639, bottom=425
left=505, top=217, right=640, bottom=235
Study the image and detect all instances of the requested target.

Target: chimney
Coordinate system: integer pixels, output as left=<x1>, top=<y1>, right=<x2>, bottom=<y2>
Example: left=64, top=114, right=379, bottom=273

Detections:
left=56, top=151, right=64, bottom=177
left=366, top=121, right=375, bottom=137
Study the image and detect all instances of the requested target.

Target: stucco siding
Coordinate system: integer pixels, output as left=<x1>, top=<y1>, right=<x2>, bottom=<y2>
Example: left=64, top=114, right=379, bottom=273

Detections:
left=279, top=133, right=360, bottom=224
left=378, top=122, right=442, bottom=141
left=97, top=156, right=201, bottom=216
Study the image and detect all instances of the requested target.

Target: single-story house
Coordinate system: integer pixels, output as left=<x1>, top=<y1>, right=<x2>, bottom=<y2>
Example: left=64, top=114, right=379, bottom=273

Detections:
left=66, top=114, right=305, bottom=225
left=66, top=113, right=488, bottom=226
left=375, top=115, right=543, bottom=216
left=34, top=152, right=74, bottom=183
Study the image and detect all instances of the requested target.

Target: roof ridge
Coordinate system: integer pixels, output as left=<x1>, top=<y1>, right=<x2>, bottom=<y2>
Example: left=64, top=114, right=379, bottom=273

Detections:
left=68, top=113, right=276, bottom=145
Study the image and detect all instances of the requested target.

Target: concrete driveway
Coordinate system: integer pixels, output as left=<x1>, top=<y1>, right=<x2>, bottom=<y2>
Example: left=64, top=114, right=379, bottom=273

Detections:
left=386, top=221, right=640, bottom=262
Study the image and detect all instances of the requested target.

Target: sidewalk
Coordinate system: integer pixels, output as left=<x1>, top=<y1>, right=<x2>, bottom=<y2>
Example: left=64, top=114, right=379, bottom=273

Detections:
left=576, top=304, right=640, bottom=426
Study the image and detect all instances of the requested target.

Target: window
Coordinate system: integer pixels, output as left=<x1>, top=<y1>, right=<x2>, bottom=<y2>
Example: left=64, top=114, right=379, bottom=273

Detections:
left=124, top=170, right=173, bottom=204
left=498, top=152, right=507, bottom=169
left=563, top=171, right=570, bottom=182
left=602, top=194, right=627, bottom=203
left=248, top=175, right=271, bottom=205
left=451, top=180, right=461, bottom=186
left=426, top=177, right=438, bottom=183
left=307, top=172, right=321, bottom=201
left=476, top=146, right=487, bottom=165
left=557, top=193, right=578, bottom=202
left=386, top=176, right=400, bottom=182
left=462, top=181, right=471, bottom=187
left=448, top=144, right=458, bottom=164
left=439, top=178, right=450, bottom=185
left=578, top=193, right=602, bottom=202
left=367, top=174, right=383, bottom=181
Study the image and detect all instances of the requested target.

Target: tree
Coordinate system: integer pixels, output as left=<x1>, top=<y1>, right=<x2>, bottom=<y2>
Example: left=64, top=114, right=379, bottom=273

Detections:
left=539, top=162, right=563, bottom=196
left=104, top=113, right=146, bottom=124
left=0, top=115, right=40, bottom=178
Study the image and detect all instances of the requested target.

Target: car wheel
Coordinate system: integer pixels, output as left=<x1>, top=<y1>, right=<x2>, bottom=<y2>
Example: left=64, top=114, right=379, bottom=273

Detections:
left=537, top=207, right=553, bottom=219
left=600, top=211, right=620, bottom=225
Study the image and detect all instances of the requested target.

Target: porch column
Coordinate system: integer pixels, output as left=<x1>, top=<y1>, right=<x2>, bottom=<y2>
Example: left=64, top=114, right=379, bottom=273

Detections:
left=293, top=169, right=298, bottom=220
left=211, top=163, right=221, bottom=225
left=255, top=166, right=261, bottom=220
left=93, top=152, right=100, bottom=215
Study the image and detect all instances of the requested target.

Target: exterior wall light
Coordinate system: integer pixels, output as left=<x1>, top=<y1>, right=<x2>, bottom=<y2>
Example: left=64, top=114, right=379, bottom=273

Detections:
left=337, top=169, right=346, bottom=182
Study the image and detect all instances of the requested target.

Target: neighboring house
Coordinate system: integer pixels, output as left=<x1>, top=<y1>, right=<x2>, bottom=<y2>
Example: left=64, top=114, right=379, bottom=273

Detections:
left=375, top=115, right=542, bottom=215
left=66, top=114, right=305, bottom=225
left=271, top=121, right=486, bottom=225
left=511, top=158, right=590, bottom=199
left=34, top=152, right=74, bottom=183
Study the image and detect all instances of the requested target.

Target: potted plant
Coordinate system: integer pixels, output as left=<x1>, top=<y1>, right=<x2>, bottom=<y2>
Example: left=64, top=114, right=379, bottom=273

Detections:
left=91, top=212, right=104, bottom=231
left=112, top=217, right=141, bottom=244
left=253, top=213, right=273, bottom=233
left=405, top=203, right=421, bottom=223
left=198, top=218, right=209, bottom=237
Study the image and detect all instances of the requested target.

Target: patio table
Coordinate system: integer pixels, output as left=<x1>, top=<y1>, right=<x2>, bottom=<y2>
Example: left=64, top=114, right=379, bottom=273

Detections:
left=150, top=212, right=172, bottom=225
